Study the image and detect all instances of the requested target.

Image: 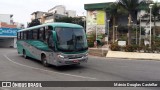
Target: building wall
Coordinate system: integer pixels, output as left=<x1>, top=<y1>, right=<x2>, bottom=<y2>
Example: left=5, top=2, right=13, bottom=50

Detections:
left=66, top=10, right=76, bottom=17
left=86, top=10, right=106, bottom=41
left=48, top=5, right=66, bottom=15
left=0, top=14, right=12, bottom=24
left=0, top=38, right=14, bottom=48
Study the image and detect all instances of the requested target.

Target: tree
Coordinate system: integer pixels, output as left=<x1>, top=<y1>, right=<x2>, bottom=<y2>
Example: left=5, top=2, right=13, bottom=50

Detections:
left=28, top=19, right=41, bottom=27
left=118, top=0, right=145, bottom=45
left=55, top=17, right=86, bottom=30
left=105, top=2, right=128, bottom=43
left=151, top=2, right=160, bottom=37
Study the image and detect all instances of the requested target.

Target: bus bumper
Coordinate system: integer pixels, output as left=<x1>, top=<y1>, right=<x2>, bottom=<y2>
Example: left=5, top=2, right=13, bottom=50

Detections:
left=55, top=56, right=88, bottom=66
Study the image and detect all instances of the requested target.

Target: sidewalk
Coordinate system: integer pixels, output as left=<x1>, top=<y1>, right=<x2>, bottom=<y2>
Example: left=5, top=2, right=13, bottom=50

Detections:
left=106, top=51, right=160, bottom=60
left=89, top=47, right=160, bottom=60
left=89, top=48, right=108, bottom=57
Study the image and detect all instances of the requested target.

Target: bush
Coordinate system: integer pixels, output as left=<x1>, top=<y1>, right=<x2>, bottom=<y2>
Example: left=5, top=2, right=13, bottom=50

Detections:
left=124, top=45, right=134, bottom=52
left=88, top=42, right=94, bottom=47
left=110, top=43, right=120, bottom=51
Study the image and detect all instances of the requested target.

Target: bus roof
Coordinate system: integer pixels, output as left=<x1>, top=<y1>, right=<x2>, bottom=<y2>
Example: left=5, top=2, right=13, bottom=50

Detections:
left=18, top=22, right=83, bottom=32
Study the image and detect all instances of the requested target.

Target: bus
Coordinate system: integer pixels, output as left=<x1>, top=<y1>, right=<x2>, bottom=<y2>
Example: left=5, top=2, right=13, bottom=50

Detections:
left=17, top=23, right=88, bottom=66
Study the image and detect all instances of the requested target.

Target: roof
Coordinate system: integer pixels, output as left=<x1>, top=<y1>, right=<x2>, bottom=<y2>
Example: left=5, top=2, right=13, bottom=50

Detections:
left=84, top=2, right=112, bottom=10
left=31, top=11, right=47, bottom=15
left=84, top=2, right=158, bottom=11
left=48, top=5, right=65, bottom=12
left=18, top=22, right=83, bottom=32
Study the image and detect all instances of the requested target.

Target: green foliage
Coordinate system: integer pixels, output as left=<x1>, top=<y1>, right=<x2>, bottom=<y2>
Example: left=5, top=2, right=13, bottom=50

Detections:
left=55, top=17, right=85, bottom=28
left=87, top=31, right=96, bottom=47
left=28, top=19, right=41, bottom=27
left=152, top=2, right=160, bottom=17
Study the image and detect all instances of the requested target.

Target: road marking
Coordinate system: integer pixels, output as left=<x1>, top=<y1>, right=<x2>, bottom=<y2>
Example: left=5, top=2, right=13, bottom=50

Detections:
left=4, top=54, right=97, bottom=80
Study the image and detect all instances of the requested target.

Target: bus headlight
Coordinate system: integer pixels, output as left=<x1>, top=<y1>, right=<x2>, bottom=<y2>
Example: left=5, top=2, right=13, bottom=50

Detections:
left=57, top=54, right=64, bottom=59
left=85, top=53, right=88, bottom=56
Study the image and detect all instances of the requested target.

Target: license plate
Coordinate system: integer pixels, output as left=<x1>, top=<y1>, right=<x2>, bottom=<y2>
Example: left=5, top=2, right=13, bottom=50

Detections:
left=73, top=60, right=79, bottom=63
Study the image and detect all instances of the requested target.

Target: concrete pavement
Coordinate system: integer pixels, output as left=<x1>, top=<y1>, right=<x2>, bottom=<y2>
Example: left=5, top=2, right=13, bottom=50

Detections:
left=107, top=51, right=160, bottom=60
left=0, top=48, right=160, bottom=90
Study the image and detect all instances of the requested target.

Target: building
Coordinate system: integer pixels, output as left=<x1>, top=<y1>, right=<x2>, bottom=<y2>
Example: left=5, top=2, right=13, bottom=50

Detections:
left=0, top=14, right=14, bottom=24
left=84, top=2, right=110, bottom=41
left=31, top=5, right=76, bottom=24
left=31, top=11, right=47, bottom=23
left=0, top=14, right=21, bottom=48
left=84, top=0, right=160, bottom=42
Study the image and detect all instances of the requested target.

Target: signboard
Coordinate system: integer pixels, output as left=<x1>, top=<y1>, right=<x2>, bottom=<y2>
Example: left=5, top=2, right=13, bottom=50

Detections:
left=97, top=10, right=105, bottom=25
left=0, top=28, right=19, bottom=37
left=118, top=41, right=126, bottom=46
left=87, top=11, right=97, bottom=25
left=87, top=10, right=105, bottom=25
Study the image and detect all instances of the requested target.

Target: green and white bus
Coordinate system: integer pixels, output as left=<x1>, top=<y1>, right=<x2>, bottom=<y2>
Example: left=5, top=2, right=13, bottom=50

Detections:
left=17, top=23, right=88, bottom=66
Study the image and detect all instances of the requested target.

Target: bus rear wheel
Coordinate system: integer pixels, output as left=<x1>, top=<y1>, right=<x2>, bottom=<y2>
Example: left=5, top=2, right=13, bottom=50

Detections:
left=41, top=54, right=49, bottom=67
left=23, top=50, right=28, bottom=59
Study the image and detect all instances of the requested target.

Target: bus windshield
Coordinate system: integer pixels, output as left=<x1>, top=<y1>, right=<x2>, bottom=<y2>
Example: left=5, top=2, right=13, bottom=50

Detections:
left=55, top=27, right=88, bottom=52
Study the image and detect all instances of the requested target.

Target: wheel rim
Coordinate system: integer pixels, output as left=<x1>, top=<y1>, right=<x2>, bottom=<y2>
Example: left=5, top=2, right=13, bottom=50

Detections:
left=23, top=51, right=26, bottom=58
left=42, top=58, right=48, bottom=66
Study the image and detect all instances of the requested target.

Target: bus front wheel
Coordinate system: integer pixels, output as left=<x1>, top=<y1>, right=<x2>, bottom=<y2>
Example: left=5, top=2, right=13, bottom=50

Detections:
left=41, top=54, right=49, bottom=67
left=23, top=50, right=28, bottom=59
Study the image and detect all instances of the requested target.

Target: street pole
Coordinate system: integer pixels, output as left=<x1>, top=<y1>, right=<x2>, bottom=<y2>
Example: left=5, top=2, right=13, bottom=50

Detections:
left=135, top=24, right=138, bottom=45
left=96, top=25, right=97, bottom=41
left=149, top=4, right=153, bottom=48
left=84, top=17, right=86, bottom=32
left=82, top=12, right=86, bottom=32
left=139, top=16, right=142, bottom=46
left=115, top=26, right=118, bottom=41
left=107, top=20, right=110, bottom=45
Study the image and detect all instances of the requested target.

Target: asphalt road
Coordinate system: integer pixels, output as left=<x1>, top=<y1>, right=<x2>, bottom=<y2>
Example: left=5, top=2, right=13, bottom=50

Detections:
left=0, top=48, right=160, bottom=90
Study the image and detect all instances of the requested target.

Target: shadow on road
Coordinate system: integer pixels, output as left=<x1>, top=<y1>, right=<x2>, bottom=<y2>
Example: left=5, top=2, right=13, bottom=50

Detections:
left=24, top=56, right=86, bottom=72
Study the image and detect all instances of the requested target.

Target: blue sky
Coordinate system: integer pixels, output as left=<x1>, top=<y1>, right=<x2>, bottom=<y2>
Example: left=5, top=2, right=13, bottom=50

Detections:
left=0, top=0, right=159, bottom=27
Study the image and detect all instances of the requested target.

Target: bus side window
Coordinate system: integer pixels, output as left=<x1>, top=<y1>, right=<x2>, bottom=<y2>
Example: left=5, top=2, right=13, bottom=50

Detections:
left=26, top=31, right=28, bottom=40
left=48, top=34, right=55, bottom=50
left=28, top=30, right=33, bottom=39
left=33, top=29, right=38, bottom=40
left=24, top=31, right=27, bottom=40
left=20, top=32, right=23, bottom=40
left=44, top=26, right=53, bottom=43
left=39, top=27, right=45, bottom=41
left=17, top=32, right=20, bottom=40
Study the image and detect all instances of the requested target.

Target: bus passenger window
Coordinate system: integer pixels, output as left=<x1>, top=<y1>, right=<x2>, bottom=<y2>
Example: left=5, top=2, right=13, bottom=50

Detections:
left=24, top=31, right=27, bottom=40
left=28, top=31, right=32, bottom=39
left=39, top=27, right=44, bottom=41
left=44, top=26, right=53, bottom=43
left=20, top=32, right=23, bottom=40
left=17, top=32, right=20, bottom=40
left=33, top=30, right=38, bottom=40
left=48, top=34, right=55, bottom=50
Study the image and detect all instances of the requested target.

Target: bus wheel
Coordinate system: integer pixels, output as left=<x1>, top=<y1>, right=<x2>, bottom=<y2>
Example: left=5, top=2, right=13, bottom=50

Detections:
left=41, top=55, right=49, bottom=67
left=23, top=50, right=28, bottom=59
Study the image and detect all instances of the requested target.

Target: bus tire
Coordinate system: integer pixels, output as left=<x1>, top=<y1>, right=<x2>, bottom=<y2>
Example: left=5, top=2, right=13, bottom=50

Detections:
left=23, top=50, right=28, bottom=59
left=41, top=54, right=49, bottom=67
